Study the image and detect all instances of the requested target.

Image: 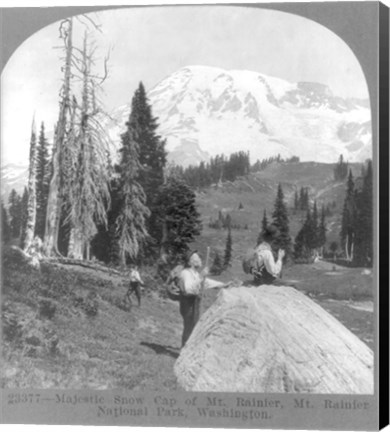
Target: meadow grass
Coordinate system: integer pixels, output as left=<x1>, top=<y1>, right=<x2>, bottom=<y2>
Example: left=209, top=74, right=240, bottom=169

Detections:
left=1, top=244, right=373, bottom=390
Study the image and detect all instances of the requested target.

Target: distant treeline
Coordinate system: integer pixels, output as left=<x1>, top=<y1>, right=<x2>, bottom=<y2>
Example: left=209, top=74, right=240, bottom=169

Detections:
left=171, top=153, right=300, bottom=190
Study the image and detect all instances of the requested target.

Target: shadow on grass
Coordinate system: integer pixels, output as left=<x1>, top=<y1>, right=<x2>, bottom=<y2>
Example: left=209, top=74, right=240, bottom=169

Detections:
left=140, top=342, right=180, bottom=359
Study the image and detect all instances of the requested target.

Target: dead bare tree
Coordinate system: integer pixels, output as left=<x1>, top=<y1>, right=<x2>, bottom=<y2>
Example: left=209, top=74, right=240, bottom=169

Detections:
left=43, top=15, right=111, bottom=259
left=22, top=118, right=38, bottom=253
left=43, top=18, right=74, bottom=256
left=66, top=31, right=111, bottom=259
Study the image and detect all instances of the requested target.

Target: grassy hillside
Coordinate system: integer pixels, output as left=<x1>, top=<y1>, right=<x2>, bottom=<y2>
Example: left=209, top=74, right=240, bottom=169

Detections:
left=194, top=161, right=363, bottom=260
left=1, top=245, right=373, bottom=390
left=1, top=248, right=182, bottom=390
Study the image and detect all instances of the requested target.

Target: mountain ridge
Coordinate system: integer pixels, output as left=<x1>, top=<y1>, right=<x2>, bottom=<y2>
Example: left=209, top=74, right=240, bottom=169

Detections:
left=106, top=65, right=371, bottom=167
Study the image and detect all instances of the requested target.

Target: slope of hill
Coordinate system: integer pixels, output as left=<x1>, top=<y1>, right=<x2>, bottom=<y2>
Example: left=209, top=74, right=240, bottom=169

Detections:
left=1, top=245, right=373, bottom=390
left=107, top=65, right=371, bottom=167
left=1, top=248, right=182, bottom=390
left=196, top=161, right=360, bottom=235
left=187, top=160, right=364, bottom=284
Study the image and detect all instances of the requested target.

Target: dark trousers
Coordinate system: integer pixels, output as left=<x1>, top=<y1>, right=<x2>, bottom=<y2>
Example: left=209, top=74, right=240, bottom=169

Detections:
left=179, top=295, right=200, bottom=347
left=127, top=282, right=141, bottom=306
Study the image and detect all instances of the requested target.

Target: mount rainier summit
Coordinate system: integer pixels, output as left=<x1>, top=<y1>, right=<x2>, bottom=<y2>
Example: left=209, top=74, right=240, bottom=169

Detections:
left=107, top=65, right=371, bottom=167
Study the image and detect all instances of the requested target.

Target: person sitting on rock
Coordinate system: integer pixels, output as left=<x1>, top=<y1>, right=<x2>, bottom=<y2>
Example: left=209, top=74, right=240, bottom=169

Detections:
left=253, top=225, right=285, bottom=285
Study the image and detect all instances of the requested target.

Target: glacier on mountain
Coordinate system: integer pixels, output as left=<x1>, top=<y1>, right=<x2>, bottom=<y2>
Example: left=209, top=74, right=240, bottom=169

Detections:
left=105, top=65, right=372, bottom=167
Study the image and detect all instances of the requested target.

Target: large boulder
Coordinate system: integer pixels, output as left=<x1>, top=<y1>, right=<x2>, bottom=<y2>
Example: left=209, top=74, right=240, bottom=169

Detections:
left=174, top=286, right=373, bottom=393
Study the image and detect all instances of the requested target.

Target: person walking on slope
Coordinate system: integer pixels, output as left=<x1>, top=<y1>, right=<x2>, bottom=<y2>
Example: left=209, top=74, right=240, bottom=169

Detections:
left=253, top=224, right=285, bottom=285
left=127, top=265, right=144, bottom=307
left=179, top=250, right=226, bottom=348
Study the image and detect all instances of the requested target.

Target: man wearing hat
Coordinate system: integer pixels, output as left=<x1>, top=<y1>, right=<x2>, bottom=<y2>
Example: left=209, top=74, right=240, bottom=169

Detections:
left=253, top=224, right=285, bottom=285
left=178, top=250, right=225, bottom=347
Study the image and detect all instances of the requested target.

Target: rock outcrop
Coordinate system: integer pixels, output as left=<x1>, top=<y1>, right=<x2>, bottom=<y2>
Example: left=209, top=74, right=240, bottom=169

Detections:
left=174, top=286, right=373, bottom=393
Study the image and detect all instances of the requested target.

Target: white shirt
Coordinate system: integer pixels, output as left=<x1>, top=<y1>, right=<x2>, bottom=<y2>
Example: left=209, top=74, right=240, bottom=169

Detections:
left=255, top=242, right=282, bottom=277
left=130, top=269, right=143, bottom=283
left=179, top=268, right=225, bottom=296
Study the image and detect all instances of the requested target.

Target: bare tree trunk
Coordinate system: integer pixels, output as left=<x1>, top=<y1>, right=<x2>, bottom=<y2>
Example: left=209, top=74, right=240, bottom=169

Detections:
left=68, top=228, right=84, bottom=259
left=159, top=219, right=168, bottom=258
left=350, top=234, right=355, bottom=262
left=43, top=18, right=73, bottom=256
left=345, top=234, right=350, bottom=261
left=23, top=121, right=37, bottom=253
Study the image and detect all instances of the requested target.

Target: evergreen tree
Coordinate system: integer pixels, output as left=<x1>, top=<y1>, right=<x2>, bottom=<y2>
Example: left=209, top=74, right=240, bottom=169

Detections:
left=210, top=251, right=223, bottom=275
left=294, top=209, right=312, bottom=260
left=330, top=241, right=338, bottom=260
left=340, top=170, right=356, bottom=260
left=298, top=187, right=309, bottom=210
left=258, top=209, right=268, bottom=245
left=223, top=226, right=232, bottom=268
left=23, top=119, right=38, bottom=252
left=155, top=175, right=202, bottom=260
left=129, top=82, right=167, bottom=247
left=115, top=119, right=150, bottom=266
left=20, top=187, right=28, bottom=247
left=317, top=205, right=327, bottom=254
left=8, top=189, right=22, bottom=238
left=294, top=190, right=299, bottom=210
left=35, top=122, right=51, bottom=239
left=261, top=209, right=268, bottom=232
left=308, top=200, right=318, bottom=250
left=334, top=154, right=349, bottom=181
left=1, top=201, right=11, bottom=243
left=91, top=176, right=122, bottom=264
left=354, top=160, right=373, bottom=266
left=272, top=184, right=291, bottom=256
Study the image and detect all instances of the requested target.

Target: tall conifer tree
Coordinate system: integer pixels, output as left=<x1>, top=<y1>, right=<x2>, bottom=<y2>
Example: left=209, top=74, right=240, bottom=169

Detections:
left=155, top=175, right=202, bottom=260
left=20, top=187, right=28, bottom=247
left=23, top=119, right=38, bottom=252
left=1, top=202, right=11, bottom=243
left=354, top=160, right=373, bottom=266
left=340, top=170, right=356, bottom=260
left=8, top=189, right=21, bottom=238
left=223, top=226, right=232, bottom=269
left=317, top=205, right=327, bottom=255
left=272, top=184, right=291, bottom=256
left=258, top=209, right=268, bottom=245
left=115, top=120, right=150, bottom=266
left=35, top=122, right=51, bottom=239
left=308, top=200, right=318, bottom=250
left=129, top=82, right=167, bottom=248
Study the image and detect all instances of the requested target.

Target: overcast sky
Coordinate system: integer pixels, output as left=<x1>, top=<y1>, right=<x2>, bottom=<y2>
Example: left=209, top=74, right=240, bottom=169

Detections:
left=1, top=5, right=369, bottom=166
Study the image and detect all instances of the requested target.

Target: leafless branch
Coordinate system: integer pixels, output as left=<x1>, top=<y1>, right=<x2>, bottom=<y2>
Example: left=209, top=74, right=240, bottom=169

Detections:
left=76, top=14, right=102, bottom=33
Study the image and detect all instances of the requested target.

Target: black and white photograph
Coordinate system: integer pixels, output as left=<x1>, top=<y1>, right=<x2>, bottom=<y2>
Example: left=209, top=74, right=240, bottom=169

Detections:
left=0, top=2, right=388, bottom=430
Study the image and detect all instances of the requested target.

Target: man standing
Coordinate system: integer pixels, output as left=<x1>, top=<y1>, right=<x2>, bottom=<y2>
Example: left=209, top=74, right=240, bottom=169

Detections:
left=253, top=225, right=285, bottom=285
left=178, top=250, right=225, bottom=348
left=178, top=251, right=206, bottom=348
left=127, top=265, right=144, bottom=307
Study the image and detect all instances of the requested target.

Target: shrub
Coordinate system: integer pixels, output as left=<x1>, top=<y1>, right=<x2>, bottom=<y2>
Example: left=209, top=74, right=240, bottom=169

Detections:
left=2, top=306, right=23, bottom=343
left=39, top=300, right=57, bottom=320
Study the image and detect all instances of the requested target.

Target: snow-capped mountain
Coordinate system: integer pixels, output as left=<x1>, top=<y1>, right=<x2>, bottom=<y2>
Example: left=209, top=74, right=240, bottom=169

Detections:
left=108, top=65, right=371, bottom=167
left=1, top=163, right=28, bottom=199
